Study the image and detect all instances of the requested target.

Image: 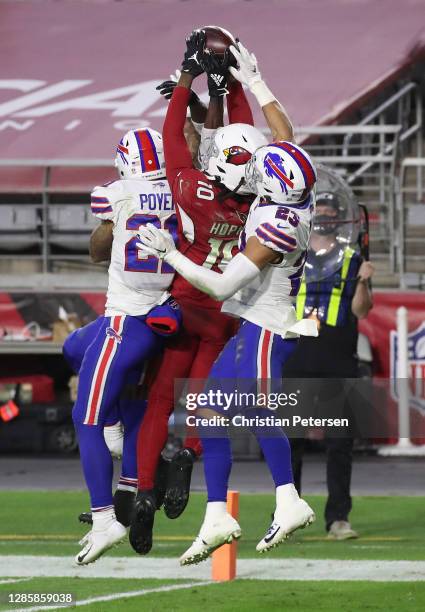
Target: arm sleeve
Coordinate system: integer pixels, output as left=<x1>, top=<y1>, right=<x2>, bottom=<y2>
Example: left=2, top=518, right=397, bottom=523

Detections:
left=255, top=221, right=297, bottom=255
left=163, top=86, right=194, bottom=188
left=90, top=186, right=117, bottom=221
left=165, top=250, right=260, bottom=302
left=227, top=81, right=254, bottom=126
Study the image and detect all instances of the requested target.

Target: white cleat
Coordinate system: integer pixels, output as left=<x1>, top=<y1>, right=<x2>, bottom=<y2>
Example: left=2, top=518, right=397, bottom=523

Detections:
left=75, top=520, right=127, bottom=565
left=104, top=421, right=124, bottom=459
left=256, top=498, right=315, bottom=553
left=180, top=513, right=242, bottom=566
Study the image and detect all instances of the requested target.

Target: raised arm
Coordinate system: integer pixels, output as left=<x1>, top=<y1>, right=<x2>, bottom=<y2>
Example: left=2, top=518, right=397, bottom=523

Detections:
left=227, top=79, right=254, bottom=126
left=230, top=42, right=294, bottom=142
left=163, top=31, right=206, bottom=186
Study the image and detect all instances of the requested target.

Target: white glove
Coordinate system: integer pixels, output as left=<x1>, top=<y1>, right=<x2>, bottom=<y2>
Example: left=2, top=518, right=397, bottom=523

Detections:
left=229, top=41, right=262, bottom=89
left=136, top=223, right=177, bottom=260
left=229, top=41, right=275, bottom=107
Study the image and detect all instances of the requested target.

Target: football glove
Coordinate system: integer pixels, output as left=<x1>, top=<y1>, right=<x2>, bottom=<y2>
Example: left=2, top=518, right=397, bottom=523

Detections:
left=156, top=69, right=201, bottom=105
left=136, top=224, right=177, bottom=260
left=201, top=49, right=230, bottom=98
left=181, top=29, right=206, bottom=77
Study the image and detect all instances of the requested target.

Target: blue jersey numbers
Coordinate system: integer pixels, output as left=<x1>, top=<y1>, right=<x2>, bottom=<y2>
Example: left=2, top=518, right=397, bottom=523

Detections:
left=125, top=213, right=177, bottom=274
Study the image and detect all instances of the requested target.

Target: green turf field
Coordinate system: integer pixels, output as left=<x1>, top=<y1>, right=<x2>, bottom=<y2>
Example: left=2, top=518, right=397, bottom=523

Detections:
left=0, top=491, right=424, bottom=560
left=0, top=491, right=424, bottom=611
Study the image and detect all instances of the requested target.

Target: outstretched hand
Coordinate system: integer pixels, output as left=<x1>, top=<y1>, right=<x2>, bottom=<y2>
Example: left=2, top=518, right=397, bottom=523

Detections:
left=136, top=224, right=177, bottom=260
left=229, top=40, right=262, bottom=90
left=181, top=29, right=206, bottom=77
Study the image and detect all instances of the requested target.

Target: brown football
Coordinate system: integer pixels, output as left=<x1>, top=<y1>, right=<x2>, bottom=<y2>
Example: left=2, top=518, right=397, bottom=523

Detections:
left=202, top=25, right=236, bottom=57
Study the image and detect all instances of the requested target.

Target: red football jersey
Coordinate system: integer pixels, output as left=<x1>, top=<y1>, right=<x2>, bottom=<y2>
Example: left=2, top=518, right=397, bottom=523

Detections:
left=171, top=168, right=252, bottom=309
left=162, top=85, right=255, bottom=311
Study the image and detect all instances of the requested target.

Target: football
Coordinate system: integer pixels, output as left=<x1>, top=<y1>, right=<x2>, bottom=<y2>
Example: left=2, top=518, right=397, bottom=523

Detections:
left=203, top=25, right=236, bottom=57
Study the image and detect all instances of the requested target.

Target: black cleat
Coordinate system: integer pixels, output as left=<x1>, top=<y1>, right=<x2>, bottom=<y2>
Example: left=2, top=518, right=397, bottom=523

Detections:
left=113, top=489, right=136, bottom=527
left=129, top=489, right=157, bottom=555
left=78, top=490, right=136, bottom=528
left=153, top=455, right=170, bottom=509
left=164, top=448, right=196, bottom=519
left=78, top=512, right=93, bottom=525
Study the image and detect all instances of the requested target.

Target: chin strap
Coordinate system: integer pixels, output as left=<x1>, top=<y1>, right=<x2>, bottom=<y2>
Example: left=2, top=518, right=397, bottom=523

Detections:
left=217, top=177, right=246, bottom=201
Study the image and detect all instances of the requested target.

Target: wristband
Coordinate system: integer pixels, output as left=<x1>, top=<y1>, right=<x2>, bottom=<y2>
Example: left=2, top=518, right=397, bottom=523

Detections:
left=250, top=79, right=276, bottom=107
left=191, top=121, right=204, bottom=135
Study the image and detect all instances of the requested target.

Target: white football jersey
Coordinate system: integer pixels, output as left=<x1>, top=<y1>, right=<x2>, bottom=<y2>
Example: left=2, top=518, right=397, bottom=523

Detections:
left=90, top=178, right=176, bottom=316
left=223, top=195, right=318, bottom=337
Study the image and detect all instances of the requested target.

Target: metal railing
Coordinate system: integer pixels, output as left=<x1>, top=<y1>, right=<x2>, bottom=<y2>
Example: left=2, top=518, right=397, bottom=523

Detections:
left=0, top=75, right=423, bottom=287
left=398, top=157, right=425, bottom=289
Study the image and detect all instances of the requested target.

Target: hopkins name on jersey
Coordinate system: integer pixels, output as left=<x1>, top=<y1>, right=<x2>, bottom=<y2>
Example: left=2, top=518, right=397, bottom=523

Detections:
left=91, top=179, right=177, bottom=316
left=223, top=195, right=318, bottom=338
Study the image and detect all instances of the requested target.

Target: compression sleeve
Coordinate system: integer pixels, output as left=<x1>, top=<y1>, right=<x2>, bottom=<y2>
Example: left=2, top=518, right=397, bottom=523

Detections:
left=165, top=251, right=260, bottom=302
left=163, top=86, right=194, bottom=187
left=227, top=81, right=254, bottom=126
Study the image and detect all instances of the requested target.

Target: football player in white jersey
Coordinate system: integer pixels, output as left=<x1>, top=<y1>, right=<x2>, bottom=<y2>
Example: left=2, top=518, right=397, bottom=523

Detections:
left=65, top=127, right=181, bottom=565
left=137, top=137, right=318, bottom=565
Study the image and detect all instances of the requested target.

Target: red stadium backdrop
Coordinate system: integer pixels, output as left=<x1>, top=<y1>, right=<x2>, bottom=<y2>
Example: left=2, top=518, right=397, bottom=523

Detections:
left=359, top=292, right=425, bottom=442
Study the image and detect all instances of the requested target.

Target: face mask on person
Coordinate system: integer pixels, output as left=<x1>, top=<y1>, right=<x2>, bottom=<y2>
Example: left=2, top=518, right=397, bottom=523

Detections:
left=313, top=214, right=340, bottom=235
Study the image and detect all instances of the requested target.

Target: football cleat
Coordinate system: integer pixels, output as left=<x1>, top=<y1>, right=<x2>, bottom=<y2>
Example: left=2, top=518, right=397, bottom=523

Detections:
left=113, top=489, right=136, bottom=527
left=75, top=520, right=126, bottom=565
left=77, top=489, right=136, bottom=528
left=78, top=512, right=93, bottom=526
left=129, top=490, right=157, bottom=555
left=179, top=513, right=242, bottom=566
left=164, top=448, right=196, bottom=519
left=256, top=498, right=315, bottom=553
left=154, top=454, right=170, bottom=509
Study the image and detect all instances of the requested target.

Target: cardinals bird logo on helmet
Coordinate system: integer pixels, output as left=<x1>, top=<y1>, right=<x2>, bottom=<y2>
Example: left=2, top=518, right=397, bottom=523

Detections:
left=206, top=123, right=267, bottom=194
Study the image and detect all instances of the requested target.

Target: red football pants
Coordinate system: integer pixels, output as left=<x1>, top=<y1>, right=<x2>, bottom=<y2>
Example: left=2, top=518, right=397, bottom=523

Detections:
left=137, top=300, right=238, bottom=490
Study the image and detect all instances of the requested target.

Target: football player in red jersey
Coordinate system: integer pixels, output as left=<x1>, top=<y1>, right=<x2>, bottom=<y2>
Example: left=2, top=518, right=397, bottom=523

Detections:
left=129, top=29, right=295, bottom=555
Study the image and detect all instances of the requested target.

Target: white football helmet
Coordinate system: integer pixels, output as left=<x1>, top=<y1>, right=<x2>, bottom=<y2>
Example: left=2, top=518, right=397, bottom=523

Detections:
left=115, top=128, right=166, bottom=180
left=245, top=141, right=317, bottom=204
left=206, top=123, right=267, bottom=194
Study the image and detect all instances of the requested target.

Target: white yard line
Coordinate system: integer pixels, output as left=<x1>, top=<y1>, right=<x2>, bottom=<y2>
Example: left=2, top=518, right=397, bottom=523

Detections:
left=0, top=579, right=32, bottom=585
left=3, top=581, right=212, bottom=612
left=1, top=556, right=425, bottom=582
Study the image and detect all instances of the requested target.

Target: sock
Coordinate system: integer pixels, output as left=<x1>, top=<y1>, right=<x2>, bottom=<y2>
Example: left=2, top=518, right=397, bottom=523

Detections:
left=276, top=483, right=300, bottom=507
left=120, top=398, right=147, bottom=483
left=91, top=506, right=116, bottom=531
left=255, top=432, right=293, bottom=488
left=205, top=501, right=227, bottom=521
left=116, top=476, right=138, bottom=493
left=74, top=422, right=114, bottom=509
left=201, top=436, right=232, bottom=502
left=137, top=397, right=172, bottom=490
left=184, top=436, right=203, bottom=457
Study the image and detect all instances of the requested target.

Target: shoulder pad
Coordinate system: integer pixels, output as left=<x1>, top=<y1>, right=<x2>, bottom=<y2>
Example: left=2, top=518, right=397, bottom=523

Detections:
left=90, top=181, right=124, bottom=219
left=254, top=210, right=298, bottom=254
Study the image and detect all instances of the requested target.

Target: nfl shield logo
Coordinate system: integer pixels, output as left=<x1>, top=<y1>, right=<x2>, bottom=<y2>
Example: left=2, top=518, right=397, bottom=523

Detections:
left=390, top=322, right=425, bottom=413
